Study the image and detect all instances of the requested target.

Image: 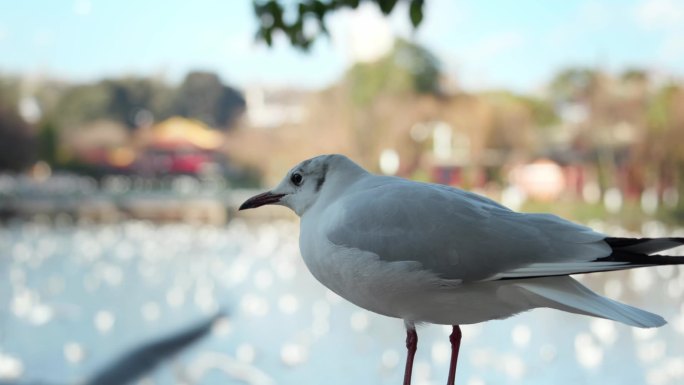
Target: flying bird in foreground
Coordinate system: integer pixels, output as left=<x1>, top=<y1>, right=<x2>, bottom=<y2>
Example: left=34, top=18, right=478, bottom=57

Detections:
left=240, top=154, right=684, bottom=385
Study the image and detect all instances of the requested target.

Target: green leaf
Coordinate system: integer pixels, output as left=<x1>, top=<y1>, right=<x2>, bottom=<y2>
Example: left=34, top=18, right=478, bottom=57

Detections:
left=263, top=29, right=273, bottom=46
left=341, top=0, right=361, bottom=8
left=320, top=20, right=330, bottom=37
left=378, top=0, right=398, bottom=15
left=311, top=0, right=326, bottom=20
left=409, top=0, right=424, bottom=28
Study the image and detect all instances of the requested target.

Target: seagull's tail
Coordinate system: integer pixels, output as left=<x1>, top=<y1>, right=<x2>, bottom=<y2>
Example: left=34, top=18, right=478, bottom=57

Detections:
left=515, top=276, right=666, bottom=328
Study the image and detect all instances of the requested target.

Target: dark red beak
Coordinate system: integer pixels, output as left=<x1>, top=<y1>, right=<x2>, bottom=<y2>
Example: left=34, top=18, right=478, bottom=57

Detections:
left=239, top=191, right=286, bottom=210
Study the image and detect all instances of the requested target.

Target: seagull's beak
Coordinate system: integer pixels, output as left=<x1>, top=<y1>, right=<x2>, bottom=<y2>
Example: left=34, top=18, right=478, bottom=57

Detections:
left=239, top=191, right=286, bottom=210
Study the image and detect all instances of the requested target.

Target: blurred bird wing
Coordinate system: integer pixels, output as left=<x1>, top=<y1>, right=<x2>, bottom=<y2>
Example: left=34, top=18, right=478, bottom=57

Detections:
left=324, top=177, right=610, bottom=282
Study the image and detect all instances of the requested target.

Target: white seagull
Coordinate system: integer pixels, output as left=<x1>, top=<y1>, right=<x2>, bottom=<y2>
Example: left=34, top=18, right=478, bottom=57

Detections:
left=240, top=154, right=683, bottom=385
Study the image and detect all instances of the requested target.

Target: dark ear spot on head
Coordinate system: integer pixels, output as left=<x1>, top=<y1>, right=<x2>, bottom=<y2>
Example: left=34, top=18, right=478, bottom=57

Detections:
left=315, top=163, right=328, bottom=192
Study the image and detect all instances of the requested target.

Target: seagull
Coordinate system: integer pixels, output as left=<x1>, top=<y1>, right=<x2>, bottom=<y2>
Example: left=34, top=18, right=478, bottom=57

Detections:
left=239, top=154, right=684, bottom=385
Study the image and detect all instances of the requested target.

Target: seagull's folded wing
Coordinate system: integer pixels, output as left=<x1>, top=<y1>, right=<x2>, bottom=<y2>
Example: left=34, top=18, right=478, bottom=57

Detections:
left=324, top=178, right=612, bottom=282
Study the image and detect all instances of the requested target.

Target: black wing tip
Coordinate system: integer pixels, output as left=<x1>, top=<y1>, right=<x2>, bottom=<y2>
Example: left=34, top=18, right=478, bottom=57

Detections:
left=597, top=250, right=684, bottom=266
left=495, top=245, right=684, bottom=282
left=605, top=236, right=684, bottom=247
left=605, top=236, right=684, bottom=255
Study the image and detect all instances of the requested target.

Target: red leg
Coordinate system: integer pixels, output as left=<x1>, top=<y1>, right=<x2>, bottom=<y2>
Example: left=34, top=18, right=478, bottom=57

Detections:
left=446, top=325, right=462, bottom=385
left=403, top=326, right=418, bottom=385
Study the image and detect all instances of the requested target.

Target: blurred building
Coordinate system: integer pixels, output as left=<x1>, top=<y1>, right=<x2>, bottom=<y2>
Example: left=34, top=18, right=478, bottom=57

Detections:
left=244, top=86, right=308, bottom=129
left=62, top=117, right=228, bottom=176
left=412, top=120, right=504, bottom=188
left=134, top=117, right=226, bottom=176
left=63, top=120, right=132, bottom=168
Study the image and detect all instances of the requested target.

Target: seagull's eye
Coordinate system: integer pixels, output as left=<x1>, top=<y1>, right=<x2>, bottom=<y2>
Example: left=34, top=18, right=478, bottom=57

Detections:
left=291, top=172, right=303, bottom=186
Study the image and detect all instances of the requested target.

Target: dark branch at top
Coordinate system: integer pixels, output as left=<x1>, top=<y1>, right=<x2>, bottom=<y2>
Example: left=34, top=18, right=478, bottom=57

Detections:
left=253, top=0, right=425, bottom=51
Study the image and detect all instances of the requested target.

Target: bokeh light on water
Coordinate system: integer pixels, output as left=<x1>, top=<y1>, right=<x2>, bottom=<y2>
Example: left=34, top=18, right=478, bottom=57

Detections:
left=0, top=219, right=683, bottom=385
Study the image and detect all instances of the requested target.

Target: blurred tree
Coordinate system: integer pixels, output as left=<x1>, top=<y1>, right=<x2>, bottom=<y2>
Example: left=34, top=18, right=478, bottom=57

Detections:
left=0, top=104, right=36, bottom=172
left=647, top=83, right=679, bottom=133
left=618, top=68, right=649, bottom=122
left=253, top=0, right=425, bottom=50
left=340, top=38, right=440, bottom=165
left=174, top=71, right=246, bottom=129
left=53, top=82, right=114, bottom=127
left=496, top=92, right=558, bottom=129
left=54, top=78, right=174, bottom=130
left=38, top=120, right=59, bottom=165
left=481, top=92, right=539, bottom=156
left=0, top=74, right=20, bottom=110
left=101, top=77, right=174, bottom=128
left=621, top=69, right=648, bottom=83
left=643, top=83, right=684, bottom=169
left=549, top=68, right=598, bottom=103
left=346, top=38, right=441, bottom=105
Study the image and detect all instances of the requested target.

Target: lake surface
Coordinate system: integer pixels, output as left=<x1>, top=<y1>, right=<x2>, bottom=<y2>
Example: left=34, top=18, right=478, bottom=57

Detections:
left=0, top=219, right=683, bottom=385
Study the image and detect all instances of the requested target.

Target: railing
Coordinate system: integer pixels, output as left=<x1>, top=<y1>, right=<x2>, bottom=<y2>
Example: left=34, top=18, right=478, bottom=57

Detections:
left=0, top=174, right=289, bottom=224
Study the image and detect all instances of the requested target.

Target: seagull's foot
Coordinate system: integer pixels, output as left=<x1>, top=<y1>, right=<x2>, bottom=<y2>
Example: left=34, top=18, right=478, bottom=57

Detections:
left=446, top=325, right=462, bottom=385
left=403, top=327, right=418, bottom=385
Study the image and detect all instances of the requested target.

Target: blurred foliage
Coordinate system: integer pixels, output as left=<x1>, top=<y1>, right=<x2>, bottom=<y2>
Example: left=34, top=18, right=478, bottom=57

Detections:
left=0, top=103, right=36, bottom=172
left=0, top=74, right=36, bottom=171
left=53, top=83, right=114, bottom=127
left=518, top=95, right=558, bottom=128
left=101, top=77, right=174, bottom=128
left=647, top=83, right=680, bottom=133
left=621, top=68, right=648, bottom=83
left=39, top=120, right=58, bottom=165
left=49, top=72, right=244, bottom=131
left=253, top=0, right=424, bottom=50
left=175, top=71, right=246, bottom=128
left=346, top=38, right=440, bottom=105
left=483, top=91, right=558, bottom=130
left=0, top=74, right=20, bottom=110
left=549, top=67, right=598, bottom=103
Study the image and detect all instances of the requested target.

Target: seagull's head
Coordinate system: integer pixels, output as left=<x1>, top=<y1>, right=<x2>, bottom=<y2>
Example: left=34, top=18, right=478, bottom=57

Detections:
left=239, top=154, right=365, bottom=216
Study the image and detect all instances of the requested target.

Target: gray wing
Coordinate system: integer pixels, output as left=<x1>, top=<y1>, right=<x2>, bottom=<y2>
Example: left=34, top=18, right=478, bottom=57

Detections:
left=324, top=178, right=611, bottom=282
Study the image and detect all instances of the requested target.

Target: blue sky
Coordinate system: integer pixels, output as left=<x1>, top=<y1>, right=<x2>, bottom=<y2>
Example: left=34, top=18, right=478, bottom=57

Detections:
left=0, top=0, right=683, bottom=92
